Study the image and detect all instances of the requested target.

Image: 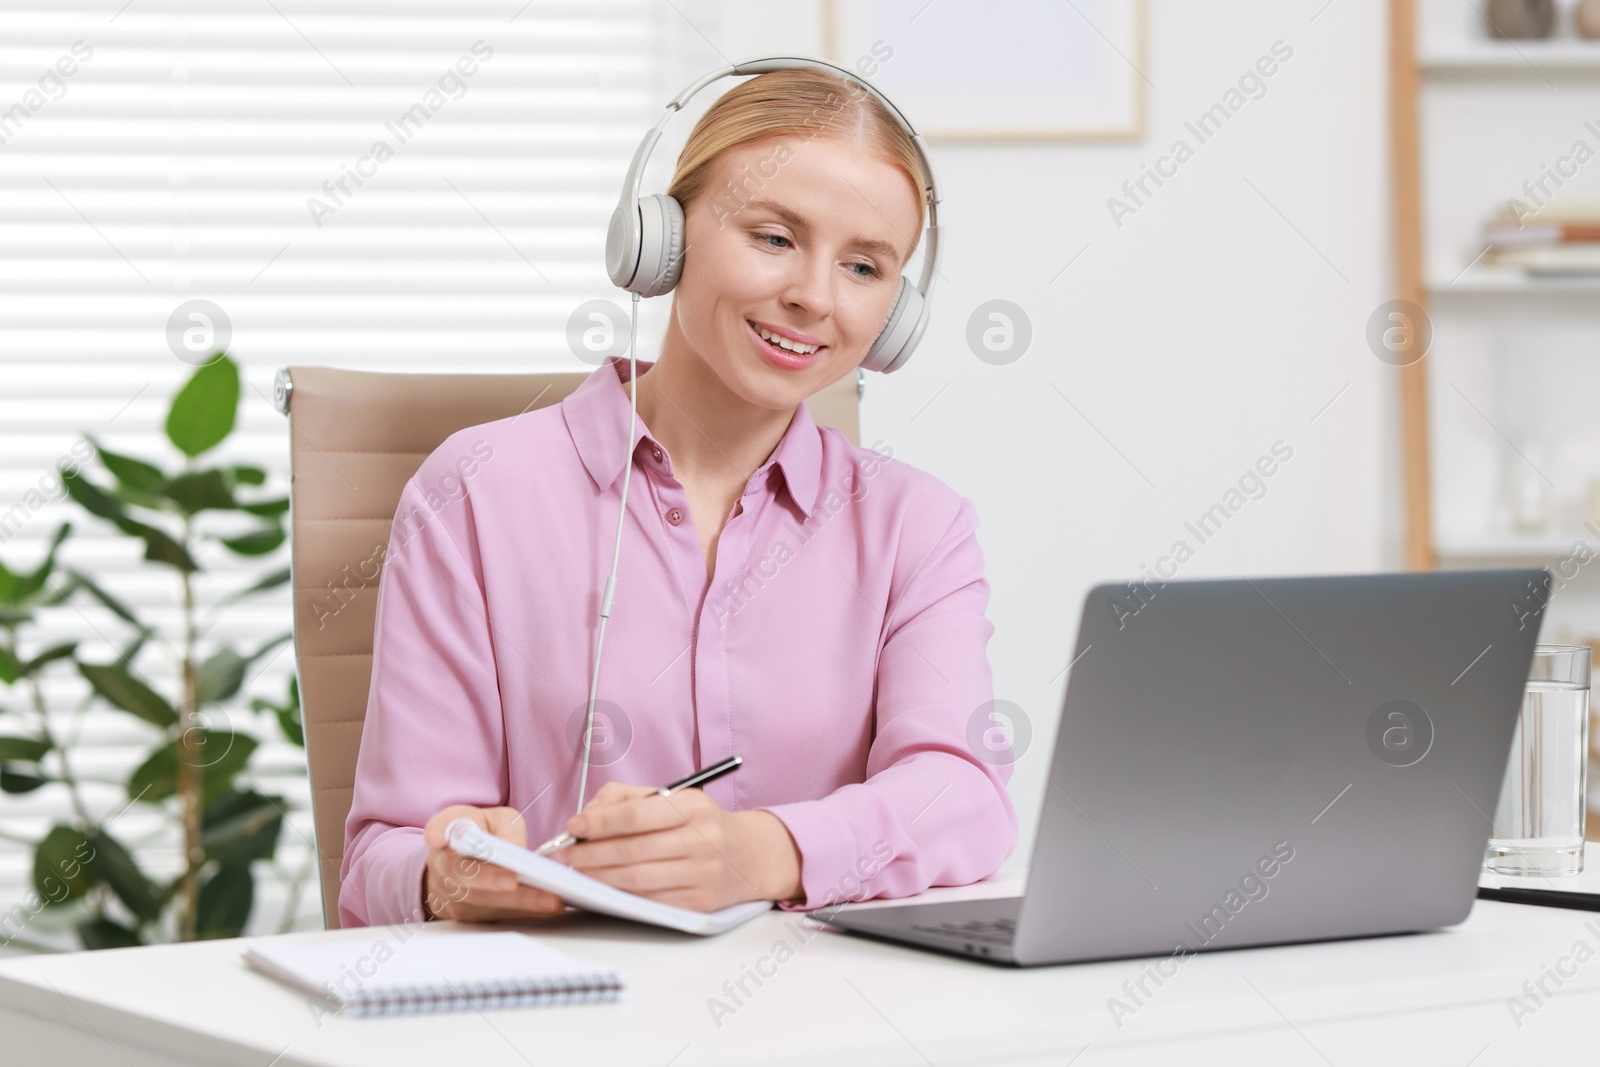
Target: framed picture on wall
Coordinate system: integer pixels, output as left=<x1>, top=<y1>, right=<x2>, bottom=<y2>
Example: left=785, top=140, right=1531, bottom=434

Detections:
left=823, top=0, right=1147, bottom=141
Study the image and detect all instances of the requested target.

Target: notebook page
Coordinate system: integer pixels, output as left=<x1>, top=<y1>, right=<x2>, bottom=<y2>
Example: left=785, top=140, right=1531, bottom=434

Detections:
left=447, top=819, right=773, bottom=936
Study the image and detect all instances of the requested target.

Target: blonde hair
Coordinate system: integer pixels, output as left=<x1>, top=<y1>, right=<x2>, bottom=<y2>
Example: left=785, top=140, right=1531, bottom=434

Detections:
left=665, top=68, right=927, bottom=265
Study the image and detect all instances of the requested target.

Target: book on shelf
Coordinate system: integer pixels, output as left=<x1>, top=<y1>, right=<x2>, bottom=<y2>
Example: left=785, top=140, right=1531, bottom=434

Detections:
left=1482, top=243, right=1600, bottom=274
left=1481, top=202, right=1600, bottom=275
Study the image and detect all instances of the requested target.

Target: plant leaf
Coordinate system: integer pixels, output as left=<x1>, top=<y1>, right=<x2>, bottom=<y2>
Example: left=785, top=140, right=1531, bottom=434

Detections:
left=0, top=767, right=49, bottom=793
left=198, top=731, right=259, bottom=803
left=210, top=567, right=290, bottom=617
left=220, top=525, right=285, bottom=556
left=0, top=735, right=51, bottom=761
left=79, top=662, right=178, bottom=728
left=162, top=469, right=237, bottom=514
left=62, top=468, right=128, bottom=524
left=34, top=824, right=98, bottom=906
left=0, top=646, right=18, bottom=685
left=85, top=435, right=167, bottom=493
left=15, top=522, right=71, bottom=602
left=108, top=483, right=177, bottom=514
left=230, top=465, right=267, bottom=486
left=278, top=702, right=303, bottom=747
left=88, top=827, right=163, bottom=923
left=18, top=641, right=77, bottom=679
left=116, top=630, right=149, bottom=671
left=155, top=873, right=184, bottom=910
left=202, top=789, right=283, bottom=867
left=239, top=497, right=289, bottom=518
left=165, top=355, right=239, bottom=458
left=77, top=916, right=143, bottom=950
left=284, top=675, right=302, bottom=746
left=196, top=646, right=247, bottom=706
left=126, top=745, right=175, bottom=802
left=197, top=859, right=254, bottom=939
left=61, top=567, right=145, bottom=629
left=127, top=730, right=258, bottom=806
left=251, top=674, right=302, bottom=747
left=113, top=516, right=198, bottom=573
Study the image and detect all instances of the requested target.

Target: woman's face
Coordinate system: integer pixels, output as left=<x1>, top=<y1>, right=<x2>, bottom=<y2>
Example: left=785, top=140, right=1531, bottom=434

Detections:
left=669, top=133, right=923, bottom=410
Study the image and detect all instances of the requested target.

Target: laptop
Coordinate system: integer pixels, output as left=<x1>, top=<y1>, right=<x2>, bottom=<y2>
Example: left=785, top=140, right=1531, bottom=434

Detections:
left=812, top=569, right=1551, bottom=966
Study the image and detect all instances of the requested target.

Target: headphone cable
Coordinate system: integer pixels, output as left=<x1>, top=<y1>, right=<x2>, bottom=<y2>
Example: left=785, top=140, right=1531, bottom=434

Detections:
left=578, top=290, right=641, bottom=815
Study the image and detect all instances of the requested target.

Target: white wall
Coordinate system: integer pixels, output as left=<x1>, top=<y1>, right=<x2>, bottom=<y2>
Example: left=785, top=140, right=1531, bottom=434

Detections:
left=682, top=0, right=1398, bottom=867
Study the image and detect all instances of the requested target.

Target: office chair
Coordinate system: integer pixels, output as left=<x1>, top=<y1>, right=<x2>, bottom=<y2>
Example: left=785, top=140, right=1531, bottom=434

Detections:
left=275, top=364, right=864, bottom=929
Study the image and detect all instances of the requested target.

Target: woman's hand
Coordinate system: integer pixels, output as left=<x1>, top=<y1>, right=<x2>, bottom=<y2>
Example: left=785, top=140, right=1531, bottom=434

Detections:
left=548, top=782, right=804, bottom=912
left=420, top=804, right=568, bottom=922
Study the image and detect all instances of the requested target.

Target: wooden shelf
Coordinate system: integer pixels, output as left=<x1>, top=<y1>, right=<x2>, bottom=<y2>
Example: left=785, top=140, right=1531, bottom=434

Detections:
left=1435, top=532, right=1582, bottom=561
left=1428, top=266, right=1600, bottom=294
left=1421, top=42, right=1600, bottom=72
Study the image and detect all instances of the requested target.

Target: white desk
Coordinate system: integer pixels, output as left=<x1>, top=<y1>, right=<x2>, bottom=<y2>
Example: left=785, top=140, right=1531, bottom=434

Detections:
left=2, top=861, right=1598, bottom=1067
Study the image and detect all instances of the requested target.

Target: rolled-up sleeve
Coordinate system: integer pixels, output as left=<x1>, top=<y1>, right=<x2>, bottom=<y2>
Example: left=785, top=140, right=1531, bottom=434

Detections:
left=759, top=494, right=1018, bottom=912
left=338, top=471, right=507, bottom=928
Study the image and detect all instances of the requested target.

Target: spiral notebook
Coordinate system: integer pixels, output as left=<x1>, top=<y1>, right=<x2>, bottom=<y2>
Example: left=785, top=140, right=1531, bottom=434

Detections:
left=243, top=931, right=624, bottom=1017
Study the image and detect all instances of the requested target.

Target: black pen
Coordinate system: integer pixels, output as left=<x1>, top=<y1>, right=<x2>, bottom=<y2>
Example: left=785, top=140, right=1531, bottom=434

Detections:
left=532, top=755, right=744, bottom=856
left=1477, top=885, right=1600, bottom=913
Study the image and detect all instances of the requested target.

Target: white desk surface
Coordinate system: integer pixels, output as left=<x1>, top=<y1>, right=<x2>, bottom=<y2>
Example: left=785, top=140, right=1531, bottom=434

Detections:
left=2, top=857, right=1599, bottom=1067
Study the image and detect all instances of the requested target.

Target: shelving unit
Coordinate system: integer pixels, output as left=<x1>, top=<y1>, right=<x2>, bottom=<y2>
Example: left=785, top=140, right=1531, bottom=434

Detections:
left=1420, top=42, right=1600, bottom=70
left=1430, top=267, right=1600, bottom=293
left=1394, top=0, right=1600, bottom=570
left=1433, top=532, right=1582, bottom=561
left=1392, top=0, right=1600, bottom=835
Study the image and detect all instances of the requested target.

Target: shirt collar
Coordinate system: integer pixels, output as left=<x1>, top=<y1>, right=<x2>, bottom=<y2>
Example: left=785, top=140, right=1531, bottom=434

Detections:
left=562, top=355, right=823, bottom=518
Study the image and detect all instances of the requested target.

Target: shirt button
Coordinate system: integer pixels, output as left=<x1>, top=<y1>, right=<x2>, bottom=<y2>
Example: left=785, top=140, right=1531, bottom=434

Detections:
left=666, top=507, right=683, bottom=525
left=651, top=446, right=663, bottom=463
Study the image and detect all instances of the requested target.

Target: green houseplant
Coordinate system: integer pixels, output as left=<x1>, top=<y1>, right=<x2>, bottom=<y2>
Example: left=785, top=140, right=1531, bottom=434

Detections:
left=0, top=352, right=306, bottom=950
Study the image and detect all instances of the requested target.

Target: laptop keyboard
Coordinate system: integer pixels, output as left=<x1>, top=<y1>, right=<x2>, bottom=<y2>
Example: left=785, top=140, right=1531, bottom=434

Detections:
left=909, top=917, right=1017, bottom=945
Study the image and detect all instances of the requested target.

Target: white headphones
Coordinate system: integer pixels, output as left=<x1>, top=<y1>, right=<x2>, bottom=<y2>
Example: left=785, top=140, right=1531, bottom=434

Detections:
left=576, top=57, right=940, bottom=816
left=604, top=55, right=942, bottom=375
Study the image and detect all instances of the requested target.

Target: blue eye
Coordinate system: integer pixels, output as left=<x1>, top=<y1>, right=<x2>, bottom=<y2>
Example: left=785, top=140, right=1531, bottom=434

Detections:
left=753, top=232, right=883, bottom=279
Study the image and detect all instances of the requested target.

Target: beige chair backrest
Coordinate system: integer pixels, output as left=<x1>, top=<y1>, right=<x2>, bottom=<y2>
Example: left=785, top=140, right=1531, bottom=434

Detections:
left=278, top=365, right=863, bottom=929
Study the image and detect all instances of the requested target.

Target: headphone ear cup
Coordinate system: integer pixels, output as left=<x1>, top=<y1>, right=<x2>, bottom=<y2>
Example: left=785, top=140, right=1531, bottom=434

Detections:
left=860, top=275, right=926, bottom=374
left=635, top=193, right=685, bottom=297
left=605, top=194, right=686, bottom=297
left=604, top=201, right=637, bottom=290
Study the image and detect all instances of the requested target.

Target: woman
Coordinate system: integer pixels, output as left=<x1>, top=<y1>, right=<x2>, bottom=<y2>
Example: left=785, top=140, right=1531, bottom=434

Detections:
left=338, top=67, right=1017, bottom=927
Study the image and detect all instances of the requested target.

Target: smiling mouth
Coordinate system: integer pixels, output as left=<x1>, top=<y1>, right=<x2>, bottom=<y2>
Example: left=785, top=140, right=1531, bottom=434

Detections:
left=747, top=319, right=826, bottom=356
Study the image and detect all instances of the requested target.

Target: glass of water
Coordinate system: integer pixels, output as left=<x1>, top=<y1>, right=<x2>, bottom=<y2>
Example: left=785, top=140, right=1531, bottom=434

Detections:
left=1485, top=644, right=1591, bottom=877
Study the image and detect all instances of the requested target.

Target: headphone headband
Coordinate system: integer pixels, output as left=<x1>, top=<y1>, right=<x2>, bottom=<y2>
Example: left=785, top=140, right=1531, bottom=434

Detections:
left=605, top=55, right=941, bottom=374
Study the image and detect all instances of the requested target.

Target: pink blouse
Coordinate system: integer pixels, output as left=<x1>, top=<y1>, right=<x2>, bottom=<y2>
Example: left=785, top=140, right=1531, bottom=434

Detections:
left=338, top=355, right=1017, bottom=927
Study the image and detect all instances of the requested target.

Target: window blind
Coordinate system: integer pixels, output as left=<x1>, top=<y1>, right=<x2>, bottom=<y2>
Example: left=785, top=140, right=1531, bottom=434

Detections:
left=0, top=0, right=681, bottom=946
